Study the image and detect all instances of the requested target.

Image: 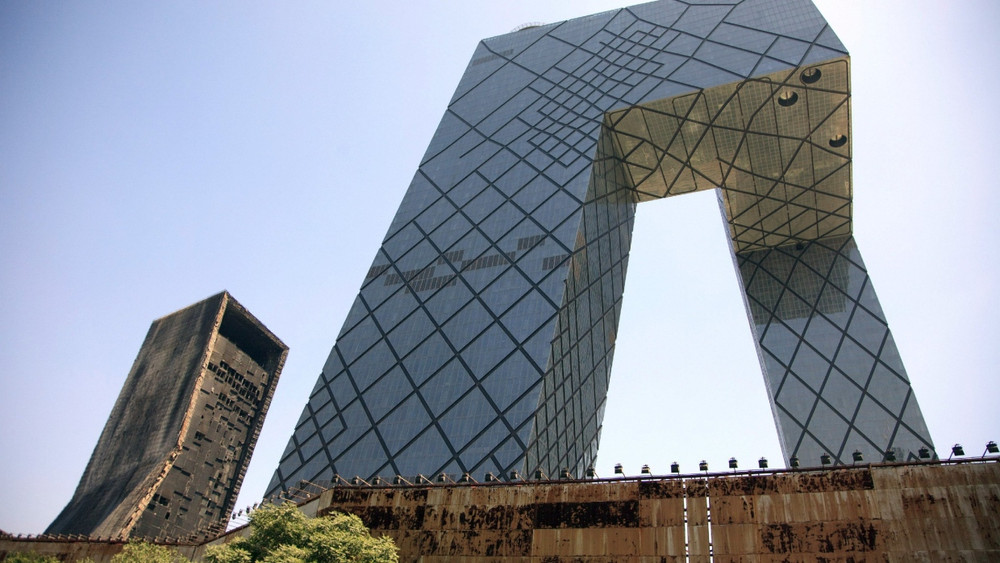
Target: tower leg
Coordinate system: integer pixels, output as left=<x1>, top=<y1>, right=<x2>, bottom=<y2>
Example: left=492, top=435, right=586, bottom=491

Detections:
left=734, top=235, right=934, bottom=465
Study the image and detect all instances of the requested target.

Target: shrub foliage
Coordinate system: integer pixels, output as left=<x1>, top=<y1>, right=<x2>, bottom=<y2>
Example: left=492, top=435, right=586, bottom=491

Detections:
left=204, top=502, right=398, bottom=563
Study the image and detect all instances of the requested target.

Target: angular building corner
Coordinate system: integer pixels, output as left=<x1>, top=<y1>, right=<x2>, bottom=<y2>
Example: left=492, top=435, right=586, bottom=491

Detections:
left=269, top=0, right=934, bottom=495
left=46, top=291, right=288, bottom=540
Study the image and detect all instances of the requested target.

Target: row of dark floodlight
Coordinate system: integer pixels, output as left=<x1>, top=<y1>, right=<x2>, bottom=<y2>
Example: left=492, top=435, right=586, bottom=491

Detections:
left=378, top=440, right=1000, bottom=485
left=609, top=441, right=999, bottom=476
left=232, top=440, right=1000, bottom=520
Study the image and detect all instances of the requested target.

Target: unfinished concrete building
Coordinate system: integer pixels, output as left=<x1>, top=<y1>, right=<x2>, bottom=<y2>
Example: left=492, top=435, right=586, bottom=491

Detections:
left=46, top=292, right=287, bottom=540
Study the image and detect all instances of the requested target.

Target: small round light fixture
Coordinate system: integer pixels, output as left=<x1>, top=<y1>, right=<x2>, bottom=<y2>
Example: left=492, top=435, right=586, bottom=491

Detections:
left=777, top=91, right=799, bottom=107
left=829, top=134, right=848, bottom=148
left=800, top=67, right=821, bottom=84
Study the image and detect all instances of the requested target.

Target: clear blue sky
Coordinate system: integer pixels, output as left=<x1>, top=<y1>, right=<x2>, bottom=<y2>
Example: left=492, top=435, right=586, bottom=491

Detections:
left=1, top=1, right=997, bottom=534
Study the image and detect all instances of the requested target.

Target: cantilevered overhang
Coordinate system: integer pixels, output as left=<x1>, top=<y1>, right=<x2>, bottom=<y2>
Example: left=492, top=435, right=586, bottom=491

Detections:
left=605, top=57, right=851, bottom=253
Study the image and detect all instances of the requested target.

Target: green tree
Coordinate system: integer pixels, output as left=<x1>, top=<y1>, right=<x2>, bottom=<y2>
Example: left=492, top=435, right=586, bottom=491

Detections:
left=110, top=540, right=190, bottom=563
left=204, top=502, right=397, bottom=563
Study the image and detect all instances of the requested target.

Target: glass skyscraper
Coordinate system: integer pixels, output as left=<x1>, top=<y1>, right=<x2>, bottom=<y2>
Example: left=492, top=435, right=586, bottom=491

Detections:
left=268, top=0, right=934, bottom=493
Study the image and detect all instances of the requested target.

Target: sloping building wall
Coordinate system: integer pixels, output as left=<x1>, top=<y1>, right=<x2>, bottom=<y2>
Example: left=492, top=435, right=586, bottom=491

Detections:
left=45, top=292, right=288, bottom=541
left=46, top=294, right=224, bottom=537
left=271, top=0, right=934, bottom=495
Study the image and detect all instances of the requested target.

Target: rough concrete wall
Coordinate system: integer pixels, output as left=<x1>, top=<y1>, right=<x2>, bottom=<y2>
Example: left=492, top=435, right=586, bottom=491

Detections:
left=708, top=463, right=1000, bottom=560
left=46, top=294, right=224, bottom=536
left=132, top=332, right=277, bottom=539
left=45, top=292, right=287, bottom=541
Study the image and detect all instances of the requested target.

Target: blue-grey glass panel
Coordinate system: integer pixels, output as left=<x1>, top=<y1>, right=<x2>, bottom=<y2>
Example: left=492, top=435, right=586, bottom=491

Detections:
left=267, top=0, right=934, bottom=497
left=736, top=235, right=934, bottom=464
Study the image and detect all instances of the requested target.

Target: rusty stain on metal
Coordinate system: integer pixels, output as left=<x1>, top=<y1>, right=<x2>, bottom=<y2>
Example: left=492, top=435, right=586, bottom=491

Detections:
left=5, top=462, right=999, bottom=561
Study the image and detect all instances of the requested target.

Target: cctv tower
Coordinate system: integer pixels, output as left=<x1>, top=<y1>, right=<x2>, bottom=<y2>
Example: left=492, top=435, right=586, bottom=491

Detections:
left=270, top=0, right=934, bottom=492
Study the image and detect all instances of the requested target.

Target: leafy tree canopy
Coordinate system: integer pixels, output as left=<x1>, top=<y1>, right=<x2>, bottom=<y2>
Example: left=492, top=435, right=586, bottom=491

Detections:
left=204, top=502, right=397, bottom=563
left=110, top=540, right=190, bottom=563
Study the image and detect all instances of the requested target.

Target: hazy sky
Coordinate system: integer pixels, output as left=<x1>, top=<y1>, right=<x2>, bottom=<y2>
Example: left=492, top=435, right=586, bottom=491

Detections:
left=1, top=0, right=997, bottom=534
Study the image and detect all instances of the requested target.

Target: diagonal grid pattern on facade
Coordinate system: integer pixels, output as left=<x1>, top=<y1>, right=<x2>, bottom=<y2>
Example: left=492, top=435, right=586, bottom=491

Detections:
left=268, top=0, right=934, bottom=497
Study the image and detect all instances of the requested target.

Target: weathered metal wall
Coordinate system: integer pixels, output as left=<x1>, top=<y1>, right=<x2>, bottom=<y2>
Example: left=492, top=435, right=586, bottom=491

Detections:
left=306, top=462, right=1000, bottom=562
left=0, top=539, right=200, bottom=562
left=6, top=461, right=997, bottom=561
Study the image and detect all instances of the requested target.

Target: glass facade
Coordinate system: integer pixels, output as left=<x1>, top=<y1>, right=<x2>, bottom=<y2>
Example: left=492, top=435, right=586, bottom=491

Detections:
left=268, top=0, right=933, bottom=493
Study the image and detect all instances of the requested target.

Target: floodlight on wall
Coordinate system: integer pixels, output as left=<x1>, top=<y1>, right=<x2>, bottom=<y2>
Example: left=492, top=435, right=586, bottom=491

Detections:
left=614, top=463, right=624, bottom=476
left=699, top=460, right=708, bottom=472
left=820, top=453, right=832, bottom=466
left=437, top=473, right=450, bottom=483
left=919, top=447, right=931, bottom=459
left=485, top=472, right=499, bottom=482
left=560, top=469, right=573, bottom=480
left=950, top=444, right=965, bottom=459
left=985, top=441, right=999, bottom=456
left=670, top=462, right=680, bottom=474
left=534, top=469, right=546, bottom=480
left=509, top=470, right=521, bottom=481
left=459, top=473, right=474, bottom=483
left=884, top=450, right=896, bottom=462
left=586, top=467, right=597, bottom=479
left=394, top=475, right=410, bottom=485
left=729, top=457, right=738, bottom=470
left=758, top=457, right=768, bottom=469
left=789, top=455, right=800, bottom=468
left=372, top=476, right=386, bottom=486
left=641, top=464, right=651, bottom=475
left=852, top=450, right=864, bottom=463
